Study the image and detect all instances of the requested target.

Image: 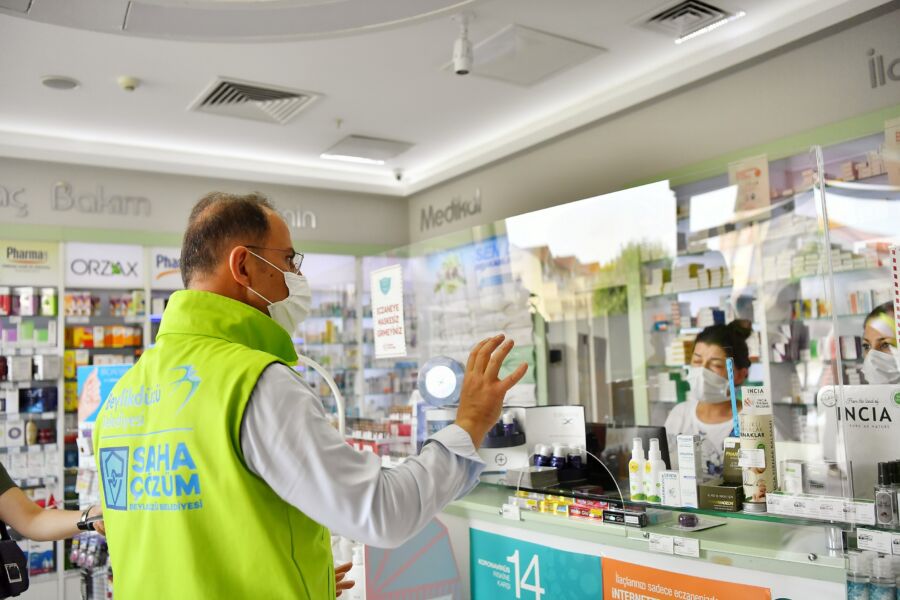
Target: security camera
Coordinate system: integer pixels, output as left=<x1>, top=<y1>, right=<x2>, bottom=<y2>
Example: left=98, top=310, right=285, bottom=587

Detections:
left=452, top=13, right=473, bottom=76
left=394, top=169, right=404, bottom=182
left=453, top=37, right=473, bottom=75
left=117, top=76, right=140, bottom=92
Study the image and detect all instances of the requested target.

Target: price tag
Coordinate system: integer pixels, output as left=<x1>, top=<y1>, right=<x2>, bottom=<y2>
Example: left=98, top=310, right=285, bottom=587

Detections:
left=858, top=528, right=893, bottom=554
left=892, top=533, right=900, bottom=556
left=674, top=537, right=700, bottom=558
left=844, top=501, right=877, bottom=526
left=738, top=449, right=765, bottom=468
left=500, top=503, right=523, bottom=522
left=648, top=533, right=674, bottom=555
left=8, top=316, right=21, bottom=325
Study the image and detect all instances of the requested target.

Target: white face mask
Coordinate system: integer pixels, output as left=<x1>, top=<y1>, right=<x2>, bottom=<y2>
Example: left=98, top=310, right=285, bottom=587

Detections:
left=688, top=365, right=730, bottom=403
left=245, top=250, right=312, bottom=334
left=861, top=347, right=900, bottom=384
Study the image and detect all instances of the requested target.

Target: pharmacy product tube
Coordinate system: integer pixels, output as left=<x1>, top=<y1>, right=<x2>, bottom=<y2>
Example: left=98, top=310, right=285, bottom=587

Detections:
left=629, top=438, right=646, bottom=501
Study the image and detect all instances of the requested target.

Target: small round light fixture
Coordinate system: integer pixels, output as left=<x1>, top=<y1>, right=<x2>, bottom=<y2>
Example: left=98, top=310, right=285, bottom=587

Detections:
left=41, top=75, right=80, bottom=90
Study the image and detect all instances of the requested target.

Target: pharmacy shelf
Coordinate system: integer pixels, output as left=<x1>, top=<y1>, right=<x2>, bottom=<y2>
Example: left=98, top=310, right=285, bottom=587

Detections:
left=0, top=380, right=58, bottom=389
left=0, top=411, right=57, bottom=421
left=0, top=346, right=59, bottom=356
left=65, top=315, right=144, bottom=325
left=645, top=285, right=736, bottom=299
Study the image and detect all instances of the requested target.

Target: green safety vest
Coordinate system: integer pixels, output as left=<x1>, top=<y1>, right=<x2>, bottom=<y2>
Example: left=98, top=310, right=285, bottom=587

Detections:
left=93, top=289, right=335, bottom=599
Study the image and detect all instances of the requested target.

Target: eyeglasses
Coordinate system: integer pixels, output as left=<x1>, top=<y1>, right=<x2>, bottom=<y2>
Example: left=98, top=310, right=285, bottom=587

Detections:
left=246, top=246, right=304, bottom=274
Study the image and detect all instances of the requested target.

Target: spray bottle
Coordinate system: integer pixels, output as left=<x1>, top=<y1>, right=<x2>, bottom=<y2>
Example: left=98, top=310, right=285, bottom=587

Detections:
left=645, top=438, right=665, bottom=504
left=629, top=438, right=646, bottom=501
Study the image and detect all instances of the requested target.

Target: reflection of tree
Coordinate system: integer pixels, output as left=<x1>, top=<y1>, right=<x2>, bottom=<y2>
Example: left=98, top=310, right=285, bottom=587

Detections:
left=591, top=242, right=669, bottom=316
left=593, top=286, right=627, bottom=316
left=433, top=254, right=467, bottom=294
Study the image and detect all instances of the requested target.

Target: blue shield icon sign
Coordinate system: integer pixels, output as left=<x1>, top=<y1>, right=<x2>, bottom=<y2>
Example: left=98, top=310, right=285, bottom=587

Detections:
left=100, top=447, right=129, bottom=510
left=380, top=277, right=392, bottom=295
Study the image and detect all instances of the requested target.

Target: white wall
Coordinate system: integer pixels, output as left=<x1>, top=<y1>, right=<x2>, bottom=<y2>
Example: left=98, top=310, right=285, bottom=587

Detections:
left=0, top=156, right=408, bottom=248
left=408, top=7, right=900, bottom=242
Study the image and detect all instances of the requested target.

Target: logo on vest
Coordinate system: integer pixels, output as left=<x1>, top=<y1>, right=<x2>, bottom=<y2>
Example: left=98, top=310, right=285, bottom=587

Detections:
left=171, top=365, right=201, bottom=414
left=100, top=447, right=129, bottom=511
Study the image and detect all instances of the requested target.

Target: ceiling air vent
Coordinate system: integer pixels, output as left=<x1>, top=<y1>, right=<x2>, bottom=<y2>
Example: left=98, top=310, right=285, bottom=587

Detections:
left=189, top=77, right=319, bottom=125
left=640, top=0, right=733, bottom=39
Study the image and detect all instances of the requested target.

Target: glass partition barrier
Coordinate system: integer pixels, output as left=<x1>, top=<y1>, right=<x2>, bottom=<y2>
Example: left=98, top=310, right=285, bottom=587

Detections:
left=362, top=132, right=899, bottom=537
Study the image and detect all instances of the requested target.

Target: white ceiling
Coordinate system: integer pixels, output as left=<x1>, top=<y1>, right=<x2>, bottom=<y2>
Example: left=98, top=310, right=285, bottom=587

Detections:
left=0, top=0, right=891, bottom=197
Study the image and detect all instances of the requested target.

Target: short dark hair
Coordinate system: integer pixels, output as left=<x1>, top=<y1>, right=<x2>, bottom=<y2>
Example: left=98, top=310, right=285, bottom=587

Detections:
left=693, top=319, right=753, bottom=369
left=180, top=192, right=274, bottom=287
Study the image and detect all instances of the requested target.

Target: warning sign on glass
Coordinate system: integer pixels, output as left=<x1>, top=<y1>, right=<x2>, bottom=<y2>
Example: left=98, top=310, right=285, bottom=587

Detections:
left=371, top=264, right=407, bottom=359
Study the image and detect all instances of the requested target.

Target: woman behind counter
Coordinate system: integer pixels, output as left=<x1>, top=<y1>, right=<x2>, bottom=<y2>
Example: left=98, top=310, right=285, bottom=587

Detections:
left=664, top=320, right=752, bottom=477
left=0, top=461, right=103, bottom=540
left=861, top=301, right=900, bottom=384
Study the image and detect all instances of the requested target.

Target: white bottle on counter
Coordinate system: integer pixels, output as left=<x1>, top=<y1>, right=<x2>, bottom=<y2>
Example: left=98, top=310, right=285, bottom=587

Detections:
left=629, top=438, right=646, bottom=501
left=645, top=438, right=665, bottom=504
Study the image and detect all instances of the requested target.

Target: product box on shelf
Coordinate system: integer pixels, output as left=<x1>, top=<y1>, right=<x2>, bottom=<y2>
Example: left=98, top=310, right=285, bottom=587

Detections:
left=2, top=389, right=18, bottom=414
left=33, top=355, right=61, bottom=381
left=4, top=420, right=24, bottom=447
left=8, top=356, right=32, bottom=382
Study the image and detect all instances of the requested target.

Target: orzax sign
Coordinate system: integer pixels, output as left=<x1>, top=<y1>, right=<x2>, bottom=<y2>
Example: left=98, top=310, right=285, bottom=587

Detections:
left=70, top=259, right=140, bottom=278
left=65, top=242, right=145, bottom=289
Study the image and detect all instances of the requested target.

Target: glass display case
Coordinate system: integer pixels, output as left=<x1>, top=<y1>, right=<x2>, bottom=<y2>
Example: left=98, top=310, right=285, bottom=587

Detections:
left=370, top=129, right=900, bottom=595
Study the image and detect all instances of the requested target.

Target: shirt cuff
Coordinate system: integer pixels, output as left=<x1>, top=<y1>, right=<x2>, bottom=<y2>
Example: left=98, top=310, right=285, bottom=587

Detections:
left=425, top=424, right=485, bottom=465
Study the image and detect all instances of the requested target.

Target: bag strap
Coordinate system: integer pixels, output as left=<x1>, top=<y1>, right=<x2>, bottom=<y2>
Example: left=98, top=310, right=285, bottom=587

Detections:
left=0, top=521, right=11, bottom=542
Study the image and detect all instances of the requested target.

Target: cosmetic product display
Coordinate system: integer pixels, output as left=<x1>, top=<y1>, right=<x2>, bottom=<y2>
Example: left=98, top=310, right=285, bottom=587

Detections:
left=740, top=387, right=777, bottom=512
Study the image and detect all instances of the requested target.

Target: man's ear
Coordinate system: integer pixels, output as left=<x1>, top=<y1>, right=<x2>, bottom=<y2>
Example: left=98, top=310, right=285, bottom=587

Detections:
left=229, top=246, right=251, bottom=287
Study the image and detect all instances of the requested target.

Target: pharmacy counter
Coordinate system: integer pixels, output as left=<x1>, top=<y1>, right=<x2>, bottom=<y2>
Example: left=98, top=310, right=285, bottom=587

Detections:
left=437, top=484, right=846, bottom=599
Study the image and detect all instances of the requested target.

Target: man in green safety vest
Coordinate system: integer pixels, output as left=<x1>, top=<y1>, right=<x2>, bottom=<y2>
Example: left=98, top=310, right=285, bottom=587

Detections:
left=93, top=192, right=527, bottom=599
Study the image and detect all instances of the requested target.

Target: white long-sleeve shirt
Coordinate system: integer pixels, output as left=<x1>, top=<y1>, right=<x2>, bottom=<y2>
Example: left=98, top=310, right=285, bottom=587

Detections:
left=239, top=363, right=484, bottom=548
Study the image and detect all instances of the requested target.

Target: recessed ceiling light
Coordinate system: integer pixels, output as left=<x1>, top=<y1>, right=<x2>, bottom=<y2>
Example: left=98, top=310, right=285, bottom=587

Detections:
left=320, top=135, right=413, bottom=166
left=41, top=76, right=80, bottom=90
left=674, top=11, right=746, bottom=44
left=320, top=153, right=386, bottom=166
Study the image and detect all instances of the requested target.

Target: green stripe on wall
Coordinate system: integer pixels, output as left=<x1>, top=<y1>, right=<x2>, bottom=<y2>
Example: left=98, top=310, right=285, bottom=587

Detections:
left=627, top=103, right=900, bottom=189
left=0, top=223, right=391, bottom=256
